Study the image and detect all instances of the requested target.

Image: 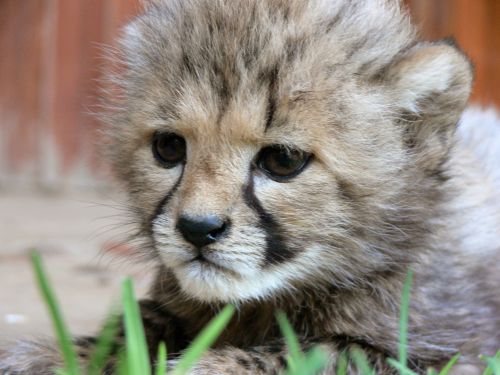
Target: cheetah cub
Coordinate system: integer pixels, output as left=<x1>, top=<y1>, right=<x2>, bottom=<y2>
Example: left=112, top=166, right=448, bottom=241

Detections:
left=2, top=0, right=500, bottom=374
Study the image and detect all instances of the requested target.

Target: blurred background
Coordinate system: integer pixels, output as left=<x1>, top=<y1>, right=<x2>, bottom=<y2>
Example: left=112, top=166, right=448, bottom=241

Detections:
left=0, top=0, right=499, bottom=340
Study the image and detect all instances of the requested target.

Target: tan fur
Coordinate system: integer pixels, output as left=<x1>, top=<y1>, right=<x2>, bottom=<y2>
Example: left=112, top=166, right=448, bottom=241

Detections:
left=2, top=1, right=499, bottom=374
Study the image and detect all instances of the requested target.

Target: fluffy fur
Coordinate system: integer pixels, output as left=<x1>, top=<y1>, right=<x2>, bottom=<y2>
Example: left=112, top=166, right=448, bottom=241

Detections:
left=2, top=0, right=499, bottom=374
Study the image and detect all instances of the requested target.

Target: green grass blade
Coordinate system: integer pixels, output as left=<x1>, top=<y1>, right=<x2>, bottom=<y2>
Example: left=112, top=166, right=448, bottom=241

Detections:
left=387, top=358, right=418, bottom=375
left=485, top=358, right=500, bottom=375
left=427, top=369, right=438, bottom=375
left=116, top=348, right=129, bottom=375
left=156, top=342, right=167, bottom=375
left=30, top=251, right=80, bottom=375
left=481, top=353, right=500, bottom=375
left=122, top=278, right=151, bottom=375
left=336, top=350, right=348, bottom=375
left=87, top=310, right=122, bottom=375
left=438, top=353, right=460, bottom=375
left=399, top=269, right=414, bottom=369
left=276, top=310, right=304, bottom=371
left=286, top=346, right=328, bottom=375
left=493, top=353, right=500, bottom=375
left=483, top=362, right=493, bottom=375
left=350, top=347, right=375, bottom=375
left=173, top=305, right=235, bottom=375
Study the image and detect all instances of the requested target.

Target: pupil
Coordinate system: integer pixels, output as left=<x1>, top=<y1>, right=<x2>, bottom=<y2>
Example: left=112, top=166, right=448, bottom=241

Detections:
left=161, top=138, right=181, bottom=160
left=257, top=145, right=310, bottom=180
left=153, top=133, right=186, bottom=167
left=275, top=151, right=298, bottom=169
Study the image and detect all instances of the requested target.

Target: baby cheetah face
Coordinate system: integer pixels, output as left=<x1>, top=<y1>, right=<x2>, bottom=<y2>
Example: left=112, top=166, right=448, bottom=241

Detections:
left=131, top=86, right=403, bottom=303
left=109, top=0, right=472, bottom=302
left=148, top=105, right=333, bottom=302
left=117, top=72, right=408, bottom=302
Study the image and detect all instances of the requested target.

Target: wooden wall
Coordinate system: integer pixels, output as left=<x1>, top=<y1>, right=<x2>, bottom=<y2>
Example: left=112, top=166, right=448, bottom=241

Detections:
left=0, top=1, right=498, bottom=191
left=0, top=0, right=139, bottom=190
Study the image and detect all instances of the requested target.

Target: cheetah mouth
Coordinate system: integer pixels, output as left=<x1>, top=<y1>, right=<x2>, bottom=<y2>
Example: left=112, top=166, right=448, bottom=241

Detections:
left=187, top=254, right=239, bottom=276
left=192, top=254, right=206, bottom=262
left=189, top=253, right=222, bottom=267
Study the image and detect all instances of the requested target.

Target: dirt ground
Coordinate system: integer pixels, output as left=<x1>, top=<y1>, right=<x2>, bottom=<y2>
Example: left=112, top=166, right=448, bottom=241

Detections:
left=0, top=191, right=153, bottom=343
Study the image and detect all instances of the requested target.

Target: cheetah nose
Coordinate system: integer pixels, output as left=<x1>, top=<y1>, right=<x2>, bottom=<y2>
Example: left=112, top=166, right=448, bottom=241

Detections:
left=176, top=215, right=229, bottom=248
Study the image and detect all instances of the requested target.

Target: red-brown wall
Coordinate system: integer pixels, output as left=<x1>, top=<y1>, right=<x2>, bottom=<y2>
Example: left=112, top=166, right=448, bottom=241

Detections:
left=0, top=0, right=139, bottom=190
left=1, top=1, right=498, bottom=190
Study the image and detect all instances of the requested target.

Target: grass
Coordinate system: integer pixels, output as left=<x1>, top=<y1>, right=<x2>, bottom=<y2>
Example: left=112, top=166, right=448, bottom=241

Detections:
left=276, top=310, right=304, bottom=372
left=31, top=252, right=79, bottom=375
left=30, top=251, right=500, bottom=374
left=171, top=304, right=235, bottom=375
left=87, top=311, right=121, bottom=375
left=155, top=342, right=167, bottom=375
left=122, top=278, right=151, bottom=375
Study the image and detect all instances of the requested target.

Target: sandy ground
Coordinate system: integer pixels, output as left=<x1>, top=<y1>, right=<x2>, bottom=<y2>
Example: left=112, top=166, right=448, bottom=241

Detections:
left=0, top=191, right=153, bottom=343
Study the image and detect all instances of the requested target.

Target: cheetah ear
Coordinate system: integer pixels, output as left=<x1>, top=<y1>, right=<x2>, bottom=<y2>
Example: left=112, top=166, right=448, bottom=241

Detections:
left=386, top=40, right=473, bottom=168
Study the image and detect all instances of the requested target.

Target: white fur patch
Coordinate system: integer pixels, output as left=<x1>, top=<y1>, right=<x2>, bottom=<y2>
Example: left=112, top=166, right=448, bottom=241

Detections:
left=171, top=244, right=327, bottom=303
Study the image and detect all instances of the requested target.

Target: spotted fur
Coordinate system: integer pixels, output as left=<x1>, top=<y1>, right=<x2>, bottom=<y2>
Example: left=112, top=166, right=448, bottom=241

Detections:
left=2, top=0, right=500, bottom=374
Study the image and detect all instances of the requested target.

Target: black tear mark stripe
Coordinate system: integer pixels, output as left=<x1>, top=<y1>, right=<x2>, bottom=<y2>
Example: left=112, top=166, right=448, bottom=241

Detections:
left=243, top=174, right=296, bottom=266
left=149, top=168, right=185, bottom=233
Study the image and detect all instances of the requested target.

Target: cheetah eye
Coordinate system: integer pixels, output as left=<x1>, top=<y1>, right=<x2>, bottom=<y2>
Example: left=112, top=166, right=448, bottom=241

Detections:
left=256, top=145, right=312, bottom=181
left=152, top=132, right=186, bottom=168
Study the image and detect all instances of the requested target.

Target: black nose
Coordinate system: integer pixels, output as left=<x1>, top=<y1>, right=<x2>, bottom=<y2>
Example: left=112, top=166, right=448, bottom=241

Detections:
left=176, top=215, right=229, bottom=248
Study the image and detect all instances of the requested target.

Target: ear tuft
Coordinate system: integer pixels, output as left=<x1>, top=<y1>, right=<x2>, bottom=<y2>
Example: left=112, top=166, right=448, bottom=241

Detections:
left=389, top=42, right=473, bottom=113
left=385, top=41, right=473, bottom=169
